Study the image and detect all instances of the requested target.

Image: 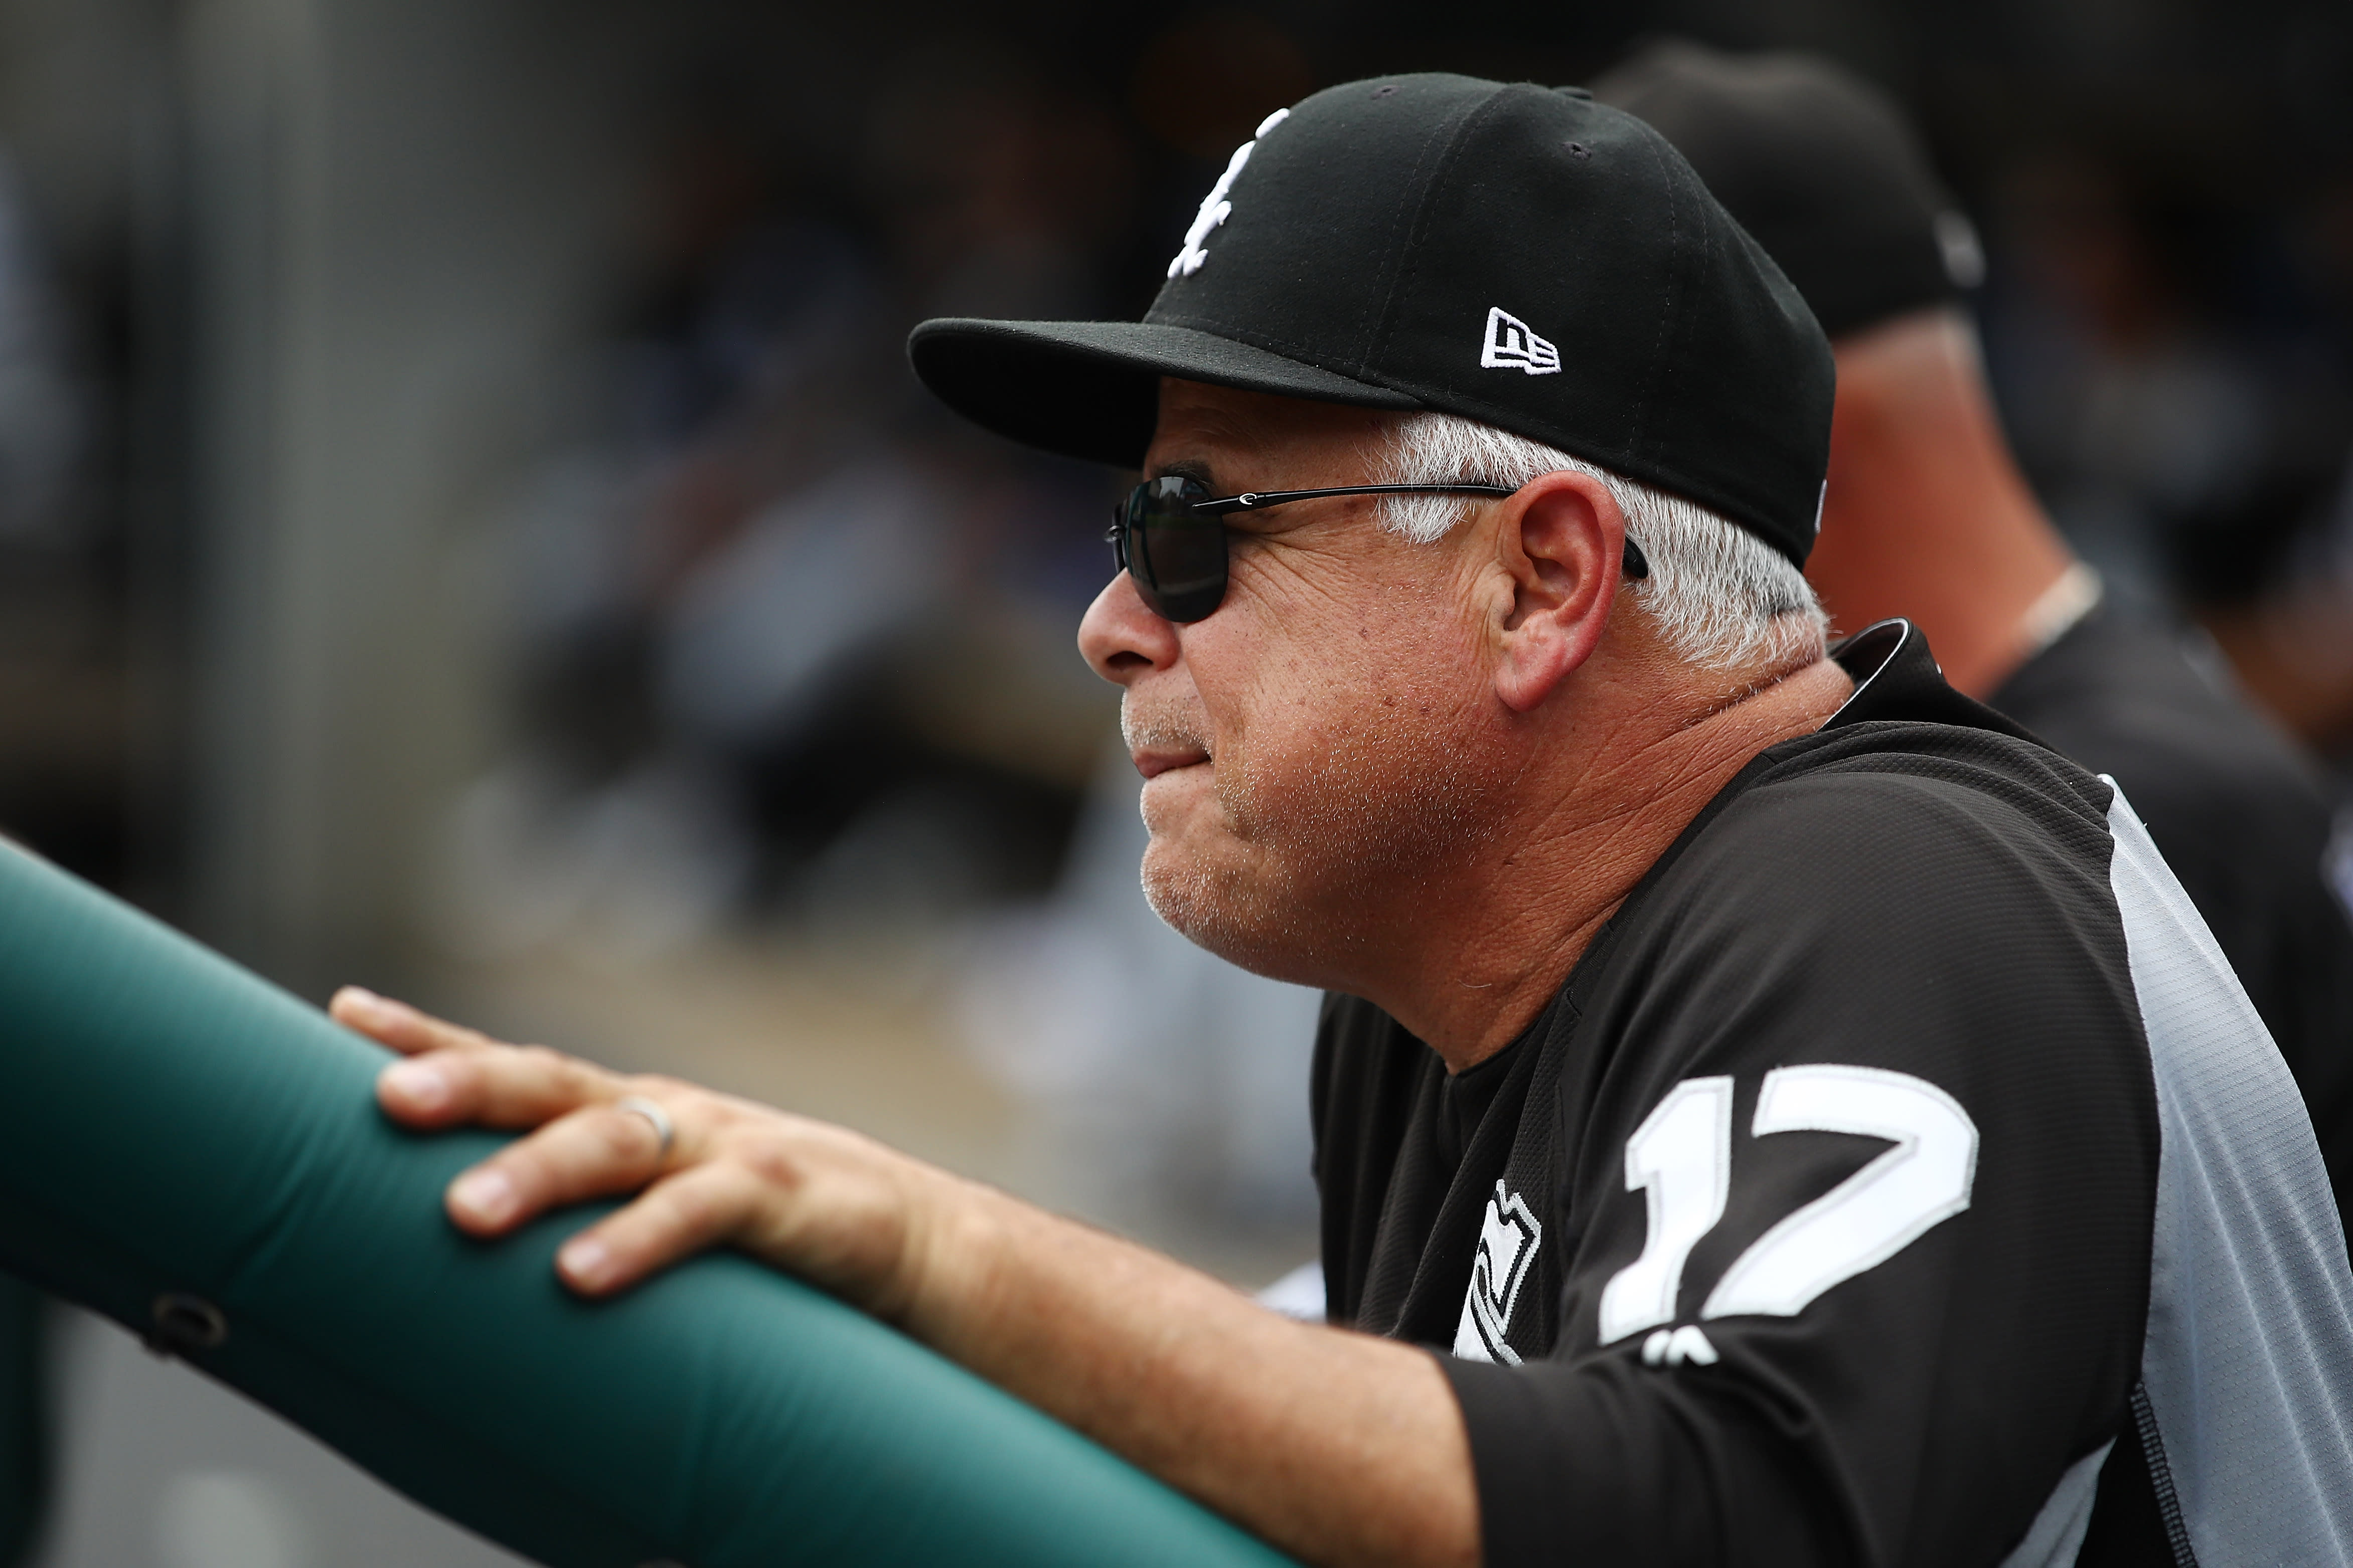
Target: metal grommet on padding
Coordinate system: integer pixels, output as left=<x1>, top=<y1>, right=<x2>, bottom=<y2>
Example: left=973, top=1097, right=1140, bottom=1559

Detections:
left=145, top=1292, right=228, bottom=1355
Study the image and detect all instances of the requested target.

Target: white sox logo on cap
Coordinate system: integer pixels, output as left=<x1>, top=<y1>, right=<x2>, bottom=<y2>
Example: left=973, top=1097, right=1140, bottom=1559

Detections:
left=1168, top=108, right=1291, bottom=279
left=1481, top=307, right=1560, bottom=375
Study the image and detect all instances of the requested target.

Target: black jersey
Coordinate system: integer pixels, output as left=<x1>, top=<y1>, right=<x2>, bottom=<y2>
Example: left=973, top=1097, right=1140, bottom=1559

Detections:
left=1311, top=621, right=2353, bottom=1568
left=1990, top=601, right=2353, bottom=1212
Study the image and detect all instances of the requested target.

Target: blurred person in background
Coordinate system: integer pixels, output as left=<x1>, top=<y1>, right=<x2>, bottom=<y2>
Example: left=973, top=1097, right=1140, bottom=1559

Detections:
left=1597, top=41, right=2353, bottom=1216
left=1978, top=156, right=2277, bottom=615
left=2166, top=398, right=2353, bottom=769
left=453, top=73, right=1123, bottom=959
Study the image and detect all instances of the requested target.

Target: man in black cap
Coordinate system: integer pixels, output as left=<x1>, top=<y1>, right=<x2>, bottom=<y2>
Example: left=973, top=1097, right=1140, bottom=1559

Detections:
left=335, top=75, right=2353, bottom=1567
left=1595, top=40, right=2353, bottom=1213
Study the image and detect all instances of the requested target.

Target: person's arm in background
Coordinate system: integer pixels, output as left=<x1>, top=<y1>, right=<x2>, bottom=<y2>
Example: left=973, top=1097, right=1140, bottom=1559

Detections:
left=328, top=988, right=1478, bottom=1568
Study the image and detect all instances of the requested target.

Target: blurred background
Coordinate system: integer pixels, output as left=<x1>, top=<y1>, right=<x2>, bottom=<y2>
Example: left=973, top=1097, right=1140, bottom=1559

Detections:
left=0, top=0, right=2346, bottom=1562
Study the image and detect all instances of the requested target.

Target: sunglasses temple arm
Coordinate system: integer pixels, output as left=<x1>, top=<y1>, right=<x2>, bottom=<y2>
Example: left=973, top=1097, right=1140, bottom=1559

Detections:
left=1182, top=486, right=1651, bottom=578
left=1187, top=482, right=1516, bottom=515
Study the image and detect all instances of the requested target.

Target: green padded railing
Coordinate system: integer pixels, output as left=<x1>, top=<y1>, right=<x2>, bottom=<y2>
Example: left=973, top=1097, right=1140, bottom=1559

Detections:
left=0, top=839, right=1294, bottom=1568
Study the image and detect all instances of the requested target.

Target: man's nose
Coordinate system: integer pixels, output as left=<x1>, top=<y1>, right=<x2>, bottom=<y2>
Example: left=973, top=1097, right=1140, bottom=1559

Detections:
left=1078, top=571, right=1182, bottom=686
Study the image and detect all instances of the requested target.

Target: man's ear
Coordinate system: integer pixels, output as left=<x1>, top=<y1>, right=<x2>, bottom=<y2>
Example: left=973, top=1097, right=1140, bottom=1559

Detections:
left=1488, top=470, right=1625, bottom=714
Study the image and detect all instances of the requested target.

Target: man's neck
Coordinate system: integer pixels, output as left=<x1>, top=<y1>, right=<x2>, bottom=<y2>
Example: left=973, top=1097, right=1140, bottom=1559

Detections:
left=1806, top=310, right=2076, bottom=700
left=1367, top=654, right=1855, bottom=1074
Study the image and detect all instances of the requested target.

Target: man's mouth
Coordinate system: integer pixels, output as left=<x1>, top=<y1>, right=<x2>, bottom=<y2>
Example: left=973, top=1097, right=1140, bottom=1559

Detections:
left=1122, top=706, right=1212, bottom=780
left=1131, top=746, right=1210, bottom=781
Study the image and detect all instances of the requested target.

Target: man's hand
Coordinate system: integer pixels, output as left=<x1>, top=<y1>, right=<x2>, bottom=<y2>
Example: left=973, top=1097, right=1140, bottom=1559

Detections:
left=332, top=986, right=965, bottom=1320
left=330, top=986, right=1478, bottom=1568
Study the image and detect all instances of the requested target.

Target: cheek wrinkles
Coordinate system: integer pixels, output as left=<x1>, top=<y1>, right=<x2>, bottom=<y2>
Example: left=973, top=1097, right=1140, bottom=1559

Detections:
left=1231, top=539, right=1363, bottom=627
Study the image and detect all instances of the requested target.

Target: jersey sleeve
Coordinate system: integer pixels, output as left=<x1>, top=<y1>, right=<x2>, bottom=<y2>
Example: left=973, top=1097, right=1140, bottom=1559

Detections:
left=1445, top=758, right=2159, bottom=1568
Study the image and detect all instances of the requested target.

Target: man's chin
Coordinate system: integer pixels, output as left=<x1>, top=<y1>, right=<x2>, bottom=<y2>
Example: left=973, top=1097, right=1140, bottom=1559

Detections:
left=1137, top=760, right=1216, bottom=832
left=1139, top=840, right=1327, bottom=986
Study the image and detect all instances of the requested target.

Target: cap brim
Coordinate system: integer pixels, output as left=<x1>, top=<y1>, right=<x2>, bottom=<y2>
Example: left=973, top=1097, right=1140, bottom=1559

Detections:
left=906, top=318, right=1422, bottom=470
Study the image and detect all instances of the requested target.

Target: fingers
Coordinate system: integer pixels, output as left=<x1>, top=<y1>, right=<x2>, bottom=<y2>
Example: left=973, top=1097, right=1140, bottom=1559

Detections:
left=344, top=987, right=575, bottom=1130
left=377, top=1040, right=619, bottom=1130
left=553, top=1162, right=767, bottom=1296
left=338, top=988, right=936, bottom=1310
left=332, top=987, right=504, bottom=1058
left=334, top=987, right=795, bottom=1299
left=443, top=1098, right=678, bottom=1238
left=341, top=988, right=624, bottom=1134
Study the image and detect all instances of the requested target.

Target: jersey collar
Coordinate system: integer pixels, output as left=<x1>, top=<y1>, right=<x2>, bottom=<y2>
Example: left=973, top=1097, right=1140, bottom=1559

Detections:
left=1823, top=618, right=2042, bottom=743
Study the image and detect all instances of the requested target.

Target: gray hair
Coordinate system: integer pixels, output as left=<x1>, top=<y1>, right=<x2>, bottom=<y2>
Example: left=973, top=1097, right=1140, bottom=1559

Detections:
left=1372, top=411, right=1827, bottom=674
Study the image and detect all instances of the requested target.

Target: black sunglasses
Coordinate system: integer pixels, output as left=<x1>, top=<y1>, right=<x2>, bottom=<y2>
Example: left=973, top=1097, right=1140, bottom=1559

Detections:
left=1107, top=474, right=1651, bottom=623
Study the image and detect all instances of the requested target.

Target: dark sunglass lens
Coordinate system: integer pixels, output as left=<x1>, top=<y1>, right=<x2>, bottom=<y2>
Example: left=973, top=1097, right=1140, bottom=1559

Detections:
left=1123, top=475, right=1225, bottom=622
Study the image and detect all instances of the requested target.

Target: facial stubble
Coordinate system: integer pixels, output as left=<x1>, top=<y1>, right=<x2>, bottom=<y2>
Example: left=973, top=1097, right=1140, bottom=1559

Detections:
left=1131, top=686, right=1502, bottom=987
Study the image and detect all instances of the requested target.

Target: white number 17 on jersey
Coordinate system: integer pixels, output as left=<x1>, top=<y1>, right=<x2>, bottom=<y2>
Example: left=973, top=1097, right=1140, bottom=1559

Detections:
left=1597, top=1065, right=1979, bottom=1347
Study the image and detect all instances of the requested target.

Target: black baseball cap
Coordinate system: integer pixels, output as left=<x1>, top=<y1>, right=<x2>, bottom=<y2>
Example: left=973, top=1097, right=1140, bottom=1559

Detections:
left=1591, top=41, right=1983, bottom=341
left=908, top=73, right=1834, bottom=568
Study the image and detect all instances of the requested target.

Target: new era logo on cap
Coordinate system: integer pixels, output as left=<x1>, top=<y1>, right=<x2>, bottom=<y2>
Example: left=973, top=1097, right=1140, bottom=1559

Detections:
left=1481, top=307, right=1560, bottom=375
